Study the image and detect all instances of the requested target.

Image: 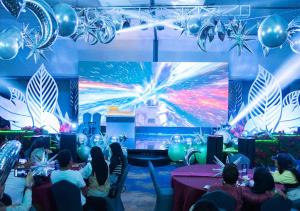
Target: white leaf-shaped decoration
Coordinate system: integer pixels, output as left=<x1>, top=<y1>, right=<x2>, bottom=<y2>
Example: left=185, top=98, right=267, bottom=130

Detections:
left=26, top=64, right=58, bottom=128
left=282, top=91, right=300, bottom=109
left=0, top=96, right=33, bottom=129
left=40, top=112, right=60, bottom=133
left=248, top=66, right=282, bottom=132
left=276, top=91, right=300, bottom=133
left=8, top=87, right=26, bottom=103
left=229, top=81, right=243, bottom=117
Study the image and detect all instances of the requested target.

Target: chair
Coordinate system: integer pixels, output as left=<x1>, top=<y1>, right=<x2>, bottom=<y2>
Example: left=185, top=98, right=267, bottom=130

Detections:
left=190, top=199, right=219, bottom=211
left=260, top=195, right=293, bottom=211
left=201, top=190, right=236, bottom=211
left=148, top=161, right=173, bottom=211
left=52, top=180, right=83, bottom=211
left=229, top=153, right=250, bottom=169
left=105, top=159, right=129, bottom=211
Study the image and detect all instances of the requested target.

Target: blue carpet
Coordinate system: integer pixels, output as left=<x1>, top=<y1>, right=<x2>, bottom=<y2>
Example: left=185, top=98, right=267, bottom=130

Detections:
left=122, top=164, right=182, bottom=211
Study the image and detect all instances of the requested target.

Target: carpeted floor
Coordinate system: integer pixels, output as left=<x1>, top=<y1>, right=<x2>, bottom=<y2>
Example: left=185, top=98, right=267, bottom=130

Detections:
left=121, top=164, right=180, bottom=211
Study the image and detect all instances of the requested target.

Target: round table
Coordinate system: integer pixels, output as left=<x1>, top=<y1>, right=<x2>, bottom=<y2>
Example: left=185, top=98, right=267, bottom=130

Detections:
left=171, top=164, right=254, bottom=211
left=171, top=164, right=222, bottom=211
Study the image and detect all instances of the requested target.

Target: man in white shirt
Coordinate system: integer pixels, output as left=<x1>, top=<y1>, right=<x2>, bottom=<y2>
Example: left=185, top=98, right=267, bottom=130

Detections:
left=50, top=150, right=87, bottom=205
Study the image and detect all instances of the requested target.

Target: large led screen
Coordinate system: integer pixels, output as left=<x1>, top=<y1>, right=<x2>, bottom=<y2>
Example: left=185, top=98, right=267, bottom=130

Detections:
left=79, top=62, right=228, bottom=127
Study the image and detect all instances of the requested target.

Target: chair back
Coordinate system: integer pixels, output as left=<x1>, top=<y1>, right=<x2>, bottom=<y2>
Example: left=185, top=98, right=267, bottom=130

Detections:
left=261, top=195, right=292, bottom=211
left=115, top=158, right=129, bottom=197
left=148, top=161, right=160, bottom=195
left=52, top=180, right=83, bottom=211
left=229, top=153, right=250, bottom=169
left=201, top=190, right=236, bottom=211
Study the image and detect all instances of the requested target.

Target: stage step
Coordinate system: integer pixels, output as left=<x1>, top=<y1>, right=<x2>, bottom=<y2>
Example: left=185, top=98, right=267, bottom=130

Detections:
left=127, top=149, right=170, bottom=167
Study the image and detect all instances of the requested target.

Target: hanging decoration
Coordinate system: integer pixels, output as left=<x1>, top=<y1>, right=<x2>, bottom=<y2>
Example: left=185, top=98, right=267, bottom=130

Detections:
left=0, top=27, right=22, bottom=60
left=228, top=21, right=254, bottom=55
left=54, top=3, right=78, bottom=37
left=258, top=14, right=288, bottom=50
left=196, top=18, right=216, bottom=52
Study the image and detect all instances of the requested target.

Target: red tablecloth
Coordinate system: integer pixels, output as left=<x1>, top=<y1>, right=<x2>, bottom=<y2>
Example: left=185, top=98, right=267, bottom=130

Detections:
left=171, top=164, right=254, bottom=211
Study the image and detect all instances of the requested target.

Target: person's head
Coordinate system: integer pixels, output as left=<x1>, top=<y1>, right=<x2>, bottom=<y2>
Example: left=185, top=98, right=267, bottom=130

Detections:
left=57, top=150, right=72, bottom=169
left=90, top=146, right=108, bottom=185
left=109, top=142, right=124, bottom=159
left=191, top=199, right=219, bottom=211
left=252, top=167, right=275, bottom=194
left=222, top=164, right=239, bottom=185
left=272, top=153, right=294, bottom=173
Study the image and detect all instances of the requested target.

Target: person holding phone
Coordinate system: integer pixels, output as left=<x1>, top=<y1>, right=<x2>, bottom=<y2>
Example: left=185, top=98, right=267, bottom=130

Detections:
left=0, top=172, right=34, bottom=211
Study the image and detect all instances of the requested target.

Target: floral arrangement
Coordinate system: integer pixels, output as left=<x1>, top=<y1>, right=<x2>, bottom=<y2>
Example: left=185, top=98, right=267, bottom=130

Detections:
left=59, top=123, right=72, bottom=133
left=21, top=126, right=47, bottom=135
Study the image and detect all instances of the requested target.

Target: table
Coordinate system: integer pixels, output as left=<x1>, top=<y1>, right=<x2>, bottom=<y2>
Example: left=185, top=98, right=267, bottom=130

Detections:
left=171, top=164, right=254, bottom=211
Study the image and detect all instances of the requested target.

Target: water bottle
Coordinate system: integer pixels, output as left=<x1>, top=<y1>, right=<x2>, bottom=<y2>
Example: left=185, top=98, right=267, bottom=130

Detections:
left=241, top=164, right=248, bottom=176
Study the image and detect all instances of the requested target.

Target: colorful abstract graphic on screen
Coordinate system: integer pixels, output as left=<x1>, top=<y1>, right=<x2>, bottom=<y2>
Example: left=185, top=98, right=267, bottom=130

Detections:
left=79, top=62, right=228, bottom=127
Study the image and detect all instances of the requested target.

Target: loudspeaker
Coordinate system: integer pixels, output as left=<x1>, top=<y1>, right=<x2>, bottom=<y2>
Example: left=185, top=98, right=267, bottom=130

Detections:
left=206, top=135, right=223, bottom=164
left=238, top=137, right=255, bottom=168
left=60, top=134, right=78, bottom=162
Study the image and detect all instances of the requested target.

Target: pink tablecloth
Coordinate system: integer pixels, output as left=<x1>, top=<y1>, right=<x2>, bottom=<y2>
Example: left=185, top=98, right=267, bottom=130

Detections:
left=171, top=164, right=254, bottom=211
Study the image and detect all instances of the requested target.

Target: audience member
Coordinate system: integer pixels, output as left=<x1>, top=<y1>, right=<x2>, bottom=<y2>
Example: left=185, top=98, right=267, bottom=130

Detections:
left=109, top=142, right=125, bottom=185
left=272, top=153, right=300, bottom=188
left=51, top=150, right=86, bottom=205
left=80, top=146, right=109, bottom=211
left=209, top=164, right=281, bottom=211
left=208, top=163, right=242, bottom=211
left=28, top=137, right=49, bottom=163
left=80, top=146, right=110, bottom=197
left=0, top=173, right=33, bottom=211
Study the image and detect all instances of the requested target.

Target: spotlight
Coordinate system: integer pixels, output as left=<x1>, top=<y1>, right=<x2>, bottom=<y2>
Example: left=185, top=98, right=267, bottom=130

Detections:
left=71, top=123, right=77, bottom=129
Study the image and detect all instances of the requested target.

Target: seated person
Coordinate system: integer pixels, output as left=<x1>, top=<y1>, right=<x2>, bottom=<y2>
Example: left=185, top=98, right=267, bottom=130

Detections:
left=109, top=142, right=125, bottom=185
left=80, top=146, right=110, bottom=197
left=28, top=136, right=49, bottom=163
left=208, top=164, right=242, bottom=211
left=51, top=150, right=87, bottom=205
left=272, top=153, right=300, bottom=188
left=0, top=173, right=33, bottom=211
left=209, top=164, right=279, bottom=211
left=241, top=167, right=278, bottom=210
left=80, top=147, right=109, bottom=211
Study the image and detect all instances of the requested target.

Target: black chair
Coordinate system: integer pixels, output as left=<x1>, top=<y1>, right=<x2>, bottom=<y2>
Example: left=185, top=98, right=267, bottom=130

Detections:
left=190, top=199, right=219, bottom=211
left=148, top=161, right=173, bottom=211
left=105, top=159, right=129, bottom=211
left=201, top=190, right=236, bottom=211
left=260, top=195, right=293, bottom=211
left=229, top=153, right=250, bottom=169
left=52, top=180, right=83, bottom=211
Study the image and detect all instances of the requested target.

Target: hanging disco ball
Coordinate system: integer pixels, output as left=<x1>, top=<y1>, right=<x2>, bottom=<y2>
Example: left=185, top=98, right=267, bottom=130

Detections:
left=258, top=14, right=288, bottom=48
left=54, top=3, right=78, bottom=37
left=187, top=17, right=202, bottom=35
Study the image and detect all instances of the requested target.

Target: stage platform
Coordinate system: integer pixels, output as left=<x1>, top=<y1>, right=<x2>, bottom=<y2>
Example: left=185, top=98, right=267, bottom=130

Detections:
left=121, top=128, right=208, bottom=166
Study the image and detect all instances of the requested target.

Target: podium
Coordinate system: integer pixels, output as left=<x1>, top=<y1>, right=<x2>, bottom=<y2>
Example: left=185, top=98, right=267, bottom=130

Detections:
left=106, top=111, right=135, bottom=148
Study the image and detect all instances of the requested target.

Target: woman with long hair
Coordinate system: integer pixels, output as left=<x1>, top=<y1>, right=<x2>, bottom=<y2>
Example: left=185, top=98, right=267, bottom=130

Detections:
left=80, top=146, right=110, bottom=211
left=109, top=142, right=125, bottom=185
